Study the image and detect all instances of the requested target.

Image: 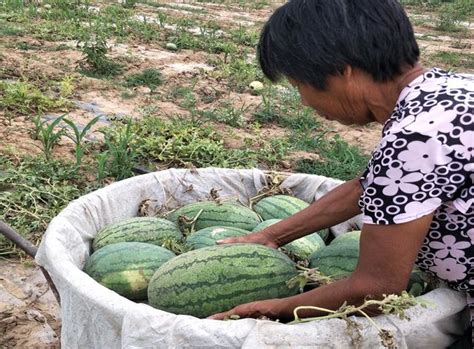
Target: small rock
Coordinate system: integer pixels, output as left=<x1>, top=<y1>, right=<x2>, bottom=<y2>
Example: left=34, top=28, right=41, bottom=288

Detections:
left=281, top=160, right=292, bottom=169
left=135, top=86, right=152, bottom=95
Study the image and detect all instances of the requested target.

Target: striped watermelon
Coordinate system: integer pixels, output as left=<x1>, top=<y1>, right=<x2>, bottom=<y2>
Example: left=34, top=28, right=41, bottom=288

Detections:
left=283, top=233, right=325, bottom=260
left=252, top=195, right=309, bottom=220
left=310, top=233, right=430, bottom=295
left=309, top=238, right=359, bottom=279
left=185, top=226, right=250, bottom=250
left=92, top=217, right=183, bottom=251
left=84, top=242, right=175, bottom=300
left=253, top=219, right=326, bottom=258
left=147, top=244, right=299, bottom=318
left=166, top=201, right=261, bottom=233
left=330, top=230, right=361, bottom=246
left=253, top=196, right=329, bottom=241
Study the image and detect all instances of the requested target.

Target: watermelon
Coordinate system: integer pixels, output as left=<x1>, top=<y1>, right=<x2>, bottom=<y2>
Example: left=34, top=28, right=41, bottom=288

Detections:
left=252, top=195, right=309, bottom=220
left=283, top=233, right=325, bottom=260
left=310, top=233, right=429, bottom=295
left=309, top=239, right=360, bottom=279
left=252, top=197, right=329, bottom=241
left=92, top=217, right=183, bottom=251
left=148, top=244, right=299, bottom=318
left=330, top=230, right=361, bottom=246
left=253, top=219, right=326, bottom=258
left=84, top=242, right=175, bottom=300
left=185, top=226, right=250, bottom=250
left=166, top=201, right=261, bottom=233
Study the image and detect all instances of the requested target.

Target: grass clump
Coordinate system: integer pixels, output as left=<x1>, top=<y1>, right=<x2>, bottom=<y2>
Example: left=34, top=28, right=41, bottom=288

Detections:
left=0, top=155, right=94, bottom=256
left=436, top=0, right=473, bottom=32
left=124, top=68, right=163, bottom=92
left=429, top=51, right=474, bottom=69
left=295, top=136, right=370, bottom=181
left=110, top=116, right=291, bottom=169
left=0, top=80, right=71, bottom=117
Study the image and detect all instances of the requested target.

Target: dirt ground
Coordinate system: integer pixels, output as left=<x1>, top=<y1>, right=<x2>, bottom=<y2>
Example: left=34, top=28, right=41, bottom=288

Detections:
left=0, top=259, right=60, bottom=349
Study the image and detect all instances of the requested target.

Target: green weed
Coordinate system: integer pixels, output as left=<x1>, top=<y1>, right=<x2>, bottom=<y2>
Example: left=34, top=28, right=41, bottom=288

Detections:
left=0, top=24, right=24, bottom=36
left=124, top=68, right=163, bottom=92
left=31, top=114, right=66, bottom=161
left=63, top=116, right=101, bottom=167
left=253, top=86, right=280, bottom=123
left=214, top=56, right=264, bottom=92
left=295, top=136, right=370, bottom=181
left=429, top=51, right=474, bottom=69
left=0, top=80, right=68, bottom=116
left=0, top=155, right=93, bottom=256
left=436, top=0, right=473, bottom=32
left=77, top=25, right=123, bottom=78
left=100, top=120, right=138, bottom=180
left=201, top=100, right=248, bottom=127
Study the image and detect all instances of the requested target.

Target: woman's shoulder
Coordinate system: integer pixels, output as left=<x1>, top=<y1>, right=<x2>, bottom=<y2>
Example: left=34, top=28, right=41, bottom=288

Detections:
left=397, top=67, right=474, bottom=105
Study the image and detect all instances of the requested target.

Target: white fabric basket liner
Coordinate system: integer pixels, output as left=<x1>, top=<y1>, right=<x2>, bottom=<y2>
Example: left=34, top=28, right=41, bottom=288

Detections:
left=35, top=168, right=468, bottom=348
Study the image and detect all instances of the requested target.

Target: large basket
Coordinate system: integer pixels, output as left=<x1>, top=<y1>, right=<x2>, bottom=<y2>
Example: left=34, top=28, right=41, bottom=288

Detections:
left=35, top=168, right=468, bottom=348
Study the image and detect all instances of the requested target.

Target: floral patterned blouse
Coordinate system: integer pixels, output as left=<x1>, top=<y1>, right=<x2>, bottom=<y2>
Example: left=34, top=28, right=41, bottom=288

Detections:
left=358, top=68, right=473, bottom=340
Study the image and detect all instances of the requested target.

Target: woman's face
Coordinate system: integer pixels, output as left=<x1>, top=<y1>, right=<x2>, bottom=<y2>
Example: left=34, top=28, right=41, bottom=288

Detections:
left=288, top=75, right=373, bottom=126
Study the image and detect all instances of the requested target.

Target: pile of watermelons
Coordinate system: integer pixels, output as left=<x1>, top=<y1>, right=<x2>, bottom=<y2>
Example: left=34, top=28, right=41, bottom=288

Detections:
left=83, top=195, right=430, bottom=318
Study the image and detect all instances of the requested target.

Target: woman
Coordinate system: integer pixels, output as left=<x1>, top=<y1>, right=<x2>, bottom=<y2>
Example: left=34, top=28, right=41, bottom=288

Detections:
left=209, top=0, right=473, bottom=345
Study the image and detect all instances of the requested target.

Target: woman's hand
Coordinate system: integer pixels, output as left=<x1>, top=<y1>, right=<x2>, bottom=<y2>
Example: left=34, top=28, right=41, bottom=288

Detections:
left=217, top=230, right=279, bottom=249
left=207, top=298, right=285, bottom=320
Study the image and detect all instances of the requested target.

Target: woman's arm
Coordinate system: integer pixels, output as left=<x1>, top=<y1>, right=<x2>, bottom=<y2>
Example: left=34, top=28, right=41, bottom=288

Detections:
left=210, top=213, right=433, bottom=320
left=220, top=178, right=364, bottom=248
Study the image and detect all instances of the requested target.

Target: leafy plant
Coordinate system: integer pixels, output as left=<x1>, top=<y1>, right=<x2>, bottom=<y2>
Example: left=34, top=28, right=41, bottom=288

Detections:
left=253, top=86, right=279, bottom=123
left=95, top=151, right=110, bottom=185
left=213, top=56, right=264, bottom=92
left=0, top=80, right=63, bottom=116
left=101, top=120, right=137, bottom=180
left=201, top=101, right=248, bottom=127
left=77, top=28, right=122, bottom=78
left=63, top=116, right=101, bottom=167
left=124, top=68, right=163, bottom=92
left=32, top=114, right=66, bottom=161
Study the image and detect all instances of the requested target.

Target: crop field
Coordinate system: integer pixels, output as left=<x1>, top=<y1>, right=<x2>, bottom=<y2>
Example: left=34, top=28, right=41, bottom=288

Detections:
left=0, top=0, right=472, bottom=346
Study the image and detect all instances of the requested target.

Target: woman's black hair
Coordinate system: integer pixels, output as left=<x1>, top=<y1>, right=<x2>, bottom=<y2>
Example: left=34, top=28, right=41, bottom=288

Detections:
left=258, top=0, right=420, bottom=90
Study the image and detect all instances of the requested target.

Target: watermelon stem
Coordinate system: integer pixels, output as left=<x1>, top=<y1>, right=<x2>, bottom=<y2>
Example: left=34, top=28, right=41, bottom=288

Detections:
left=289, top=291, right=423, bottom=328
left=177, top=209, right=204, bottom=235
left=249, top=187, right=292, bottom=210
left=189, top=209, right=204, bottom=233
left=287, top=266, right=333, bottom=292
left=289, top=291, right=428, bottom=348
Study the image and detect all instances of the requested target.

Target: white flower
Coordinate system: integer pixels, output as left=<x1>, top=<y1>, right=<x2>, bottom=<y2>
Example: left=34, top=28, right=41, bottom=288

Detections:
left=398, top=138, right=452, bottom=173
left=429, top=235, right=470, bottom=258
left=451, top=131, right=474, bottom=160
left=429, top=257, right=466, bottom=282
left=393, top=198, right=441, bottom=223
left=405, top=105, right=457, bottom=137
left=373, top=168, right=422, bottom=196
